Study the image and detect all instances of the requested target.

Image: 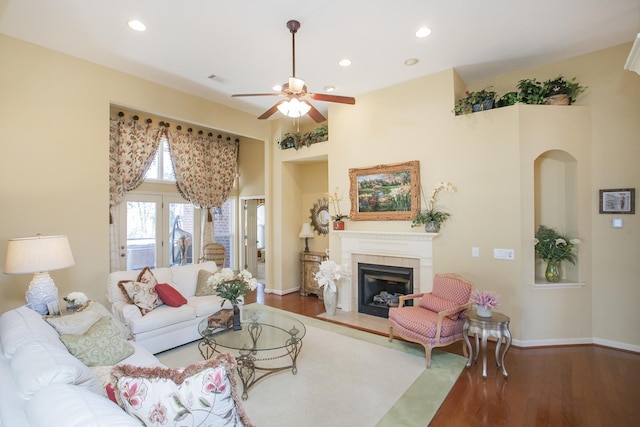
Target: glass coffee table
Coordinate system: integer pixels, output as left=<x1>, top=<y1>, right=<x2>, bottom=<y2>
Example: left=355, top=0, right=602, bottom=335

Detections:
left=198, top=307, right=305, bottom=400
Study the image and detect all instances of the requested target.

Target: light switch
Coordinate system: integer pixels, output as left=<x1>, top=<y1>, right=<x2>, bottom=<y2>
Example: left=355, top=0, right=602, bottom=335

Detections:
left=612, top=218, right=623, bottom=228
left=472, top=247, right=479, bottom=257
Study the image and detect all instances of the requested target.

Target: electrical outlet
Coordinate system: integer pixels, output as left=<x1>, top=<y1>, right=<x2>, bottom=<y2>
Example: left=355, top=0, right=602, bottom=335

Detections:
left=472, top=247, right=480, bottom=257
left=493, top=248, right=515, bottom=260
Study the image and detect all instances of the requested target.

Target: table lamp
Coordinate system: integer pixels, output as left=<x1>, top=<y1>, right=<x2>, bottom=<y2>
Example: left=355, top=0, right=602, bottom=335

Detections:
left=298, top=223, right=314, bottom=253
left=4, top=235, right=75, bottom=315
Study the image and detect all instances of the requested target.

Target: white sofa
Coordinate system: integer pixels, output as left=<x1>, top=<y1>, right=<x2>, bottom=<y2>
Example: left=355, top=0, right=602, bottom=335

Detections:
left=107, top=261, right=232, bottom=354
left=0, top=305, right=161, bottom=427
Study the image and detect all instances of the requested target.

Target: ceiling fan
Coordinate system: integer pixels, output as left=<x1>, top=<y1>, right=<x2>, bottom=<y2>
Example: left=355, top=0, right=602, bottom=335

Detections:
left=232, top=20, right=356, bottom=123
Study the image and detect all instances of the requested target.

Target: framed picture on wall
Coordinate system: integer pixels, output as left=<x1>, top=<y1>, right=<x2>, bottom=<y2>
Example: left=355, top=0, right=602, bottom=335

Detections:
left=348, top=160, right=420, bottom=221
left=599, top=188, right=635, bottom=214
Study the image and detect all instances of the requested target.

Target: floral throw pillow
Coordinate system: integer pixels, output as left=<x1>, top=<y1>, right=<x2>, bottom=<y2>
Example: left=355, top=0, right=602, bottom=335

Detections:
left=118, top=280, right=160, bottom=315
left=111, top=354, right=254, bottom=427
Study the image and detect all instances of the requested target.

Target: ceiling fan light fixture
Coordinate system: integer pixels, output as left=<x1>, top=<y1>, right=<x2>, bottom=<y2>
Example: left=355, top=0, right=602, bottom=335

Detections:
left=277, top=98, right=311, bottom=118
left=324, top=85, right=336, bottom=92
left=288, top=77, right=305, bottom=93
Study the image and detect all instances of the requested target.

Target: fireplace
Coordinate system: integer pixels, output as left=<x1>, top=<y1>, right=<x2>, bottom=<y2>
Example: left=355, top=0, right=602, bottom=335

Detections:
left=358, top=263, right=413, bottom=318
left=336, top=231, right=436, bottom=313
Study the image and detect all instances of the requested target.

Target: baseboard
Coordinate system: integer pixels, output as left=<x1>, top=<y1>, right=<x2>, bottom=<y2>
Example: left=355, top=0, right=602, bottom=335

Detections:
left=263, top=286, right=300, bottom=296
left=513, top=337, right=640, bottom=353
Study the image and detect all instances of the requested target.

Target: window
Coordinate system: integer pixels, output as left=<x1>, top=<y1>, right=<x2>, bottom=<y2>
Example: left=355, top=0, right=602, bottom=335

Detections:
left=213, top=199, right=236, bottom=269
left=119, top=194, right=199, bottom=270
left=144, top=135, right=175, bottom=182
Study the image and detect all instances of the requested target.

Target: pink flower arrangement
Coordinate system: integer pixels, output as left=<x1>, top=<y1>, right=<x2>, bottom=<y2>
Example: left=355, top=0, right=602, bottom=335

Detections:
left=471, top=290, right=500, bottom=309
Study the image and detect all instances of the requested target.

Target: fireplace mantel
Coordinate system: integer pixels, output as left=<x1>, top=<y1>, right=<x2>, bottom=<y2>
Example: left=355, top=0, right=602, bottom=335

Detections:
left=335, top=230, right=437, bottom=312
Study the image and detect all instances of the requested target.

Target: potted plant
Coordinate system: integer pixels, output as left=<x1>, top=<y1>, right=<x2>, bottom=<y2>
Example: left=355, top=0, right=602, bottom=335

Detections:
left=516, top=78, right=547, bottom=104
left=327, top=186, right=349, bottom=230
left=453, top=87, right=497, bottom=115
left=207, top=268, right=258, bottom=329
left=313, top=260, right=350, bottom=316
left=411, top=181, right=456, bottom=232
left=542, top=75, right=586, bottom=105
left=496, top=91, right=519, bottom=108
left=534, top=225, right=581, bottom=282
left=470, top=290, right=500, bottom=318
left=277, top=124, right=328, bottom=150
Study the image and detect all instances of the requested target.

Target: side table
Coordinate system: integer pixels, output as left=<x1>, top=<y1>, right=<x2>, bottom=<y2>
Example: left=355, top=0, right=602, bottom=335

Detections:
left=463, top=310, right=512, bottom=378
left=300, top=251, right=328, bottom=299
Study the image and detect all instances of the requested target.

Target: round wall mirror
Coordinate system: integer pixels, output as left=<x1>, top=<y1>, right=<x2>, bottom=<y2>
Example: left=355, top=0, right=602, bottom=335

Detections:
left=310, top=198, right=330, bottom=235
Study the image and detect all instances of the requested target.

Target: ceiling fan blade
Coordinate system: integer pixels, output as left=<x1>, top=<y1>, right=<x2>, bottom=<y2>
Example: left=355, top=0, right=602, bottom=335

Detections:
left=258, top=101, right=285, bottom=120
left=232, top=93, right=282, bottom=97
left=308, top=93, right=356, bottom=105
left=303, top=101, right=327, bottom=123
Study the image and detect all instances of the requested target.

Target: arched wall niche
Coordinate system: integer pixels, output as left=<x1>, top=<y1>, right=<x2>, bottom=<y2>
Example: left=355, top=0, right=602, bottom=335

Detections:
left=533, top=149, right=579, bottom=282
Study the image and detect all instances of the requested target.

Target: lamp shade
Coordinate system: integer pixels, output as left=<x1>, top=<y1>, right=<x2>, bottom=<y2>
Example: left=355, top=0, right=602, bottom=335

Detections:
left=624, top=33, right=640, bottom=75
left=5, top=235, right=75, bottom=274
left=277, top=98, right=312, bottom=118
left=299, top=223, right=315, bottom=238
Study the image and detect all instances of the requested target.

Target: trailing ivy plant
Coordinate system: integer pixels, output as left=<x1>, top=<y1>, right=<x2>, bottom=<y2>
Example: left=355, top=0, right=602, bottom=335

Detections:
left=277, top=124, right=328, bottom=150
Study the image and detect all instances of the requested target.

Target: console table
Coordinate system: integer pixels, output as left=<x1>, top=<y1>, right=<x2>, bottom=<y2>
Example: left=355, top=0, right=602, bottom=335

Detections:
left=300, top=251, right=328, bottom=299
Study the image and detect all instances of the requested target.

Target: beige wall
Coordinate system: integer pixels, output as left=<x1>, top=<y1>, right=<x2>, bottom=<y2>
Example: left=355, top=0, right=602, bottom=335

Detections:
left=1, top=32, right=638, bottom=351
left=0, top=34, right=269, bottom=312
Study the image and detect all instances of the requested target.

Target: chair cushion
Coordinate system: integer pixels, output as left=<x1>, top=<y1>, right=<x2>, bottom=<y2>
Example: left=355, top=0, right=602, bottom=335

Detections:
left=432, top=274, right=473, bottom=305
left=418, top=294, right=462, bottom=320
left=388, top=306, right=464, bottom=340
left=128, top=304, right=196, bottom=335
left=155, top=283, right=187, bottom=307
left=187, top=295, right=231, bottom=317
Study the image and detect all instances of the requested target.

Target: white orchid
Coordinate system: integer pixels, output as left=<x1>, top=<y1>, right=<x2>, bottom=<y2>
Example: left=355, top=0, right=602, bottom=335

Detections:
left=314, top=260, right=351, bottom=293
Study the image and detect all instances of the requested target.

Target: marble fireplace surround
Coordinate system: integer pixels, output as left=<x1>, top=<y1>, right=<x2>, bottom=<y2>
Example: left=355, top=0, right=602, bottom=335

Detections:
left=336, top=231, right=436, bottom=312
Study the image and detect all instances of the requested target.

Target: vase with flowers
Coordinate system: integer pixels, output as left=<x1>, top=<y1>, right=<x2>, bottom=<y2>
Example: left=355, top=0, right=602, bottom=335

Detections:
left=63, top=291, right=88, bottom=312
left=207, top=268, right=258, bottom=329
left=327, top=186, right=349, bottom=230
left=471, top=290, right=500, bottom=318
left=411, top=181, right=456, bottom=232
left=534, top=225, right=581, bottom=282
left=313, top=260, right=351, bottom=316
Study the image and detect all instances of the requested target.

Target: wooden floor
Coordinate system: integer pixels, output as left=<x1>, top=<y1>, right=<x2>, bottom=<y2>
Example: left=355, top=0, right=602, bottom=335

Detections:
left=245, top=291, right=640, bottom=427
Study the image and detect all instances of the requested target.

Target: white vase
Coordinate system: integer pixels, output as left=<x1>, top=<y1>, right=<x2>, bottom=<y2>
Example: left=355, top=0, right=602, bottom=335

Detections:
left=475, top=305, right=492, bottom=318
left=323, top=286, right=338, bottom=316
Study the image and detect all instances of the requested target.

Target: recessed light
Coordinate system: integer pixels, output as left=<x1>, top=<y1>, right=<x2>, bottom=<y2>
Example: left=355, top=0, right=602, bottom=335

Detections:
left=127, top=20, right=146, bottom=32
left=338, top=59, right=352, bottom=67
left=324, top=85, right=336, bottom=92
left=415, top=27, right=431, bottom=38
left=404, top=58, right=419, bottom=66
left=273, top=84, right=282, bottom=91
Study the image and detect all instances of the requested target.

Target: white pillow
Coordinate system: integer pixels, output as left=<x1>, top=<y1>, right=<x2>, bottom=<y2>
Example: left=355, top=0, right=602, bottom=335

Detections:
left=10, top=341, right=101, bottom=399
left=0, top=306, right=66, bottom=358
left=45, top=309, right=103, bottom=335
left=27, top=383, right=140, bottom=427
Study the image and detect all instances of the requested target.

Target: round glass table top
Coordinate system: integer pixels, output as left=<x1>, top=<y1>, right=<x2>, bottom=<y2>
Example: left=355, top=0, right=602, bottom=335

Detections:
left=198, top=307, right=306, bottom=352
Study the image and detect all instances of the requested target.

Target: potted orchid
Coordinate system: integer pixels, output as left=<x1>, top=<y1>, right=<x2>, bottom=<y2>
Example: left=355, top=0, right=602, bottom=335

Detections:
left=314, top=260, right=351, bottom=316
left=471, top=290, right=500, bottom=318
left=412, top=181, right=456, bottom=232
left=327, top=186, right=349, bottom=230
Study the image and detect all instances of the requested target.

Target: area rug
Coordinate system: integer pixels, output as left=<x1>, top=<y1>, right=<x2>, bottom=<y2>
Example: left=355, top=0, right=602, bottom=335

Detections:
left=156, top=304, right=466, bottom=427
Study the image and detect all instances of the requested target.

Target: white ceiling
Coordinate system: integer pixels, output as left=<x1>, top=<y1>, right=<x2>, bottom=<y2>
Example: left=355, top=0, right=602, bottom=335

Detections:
left=1, top=0, right=638, bottom=119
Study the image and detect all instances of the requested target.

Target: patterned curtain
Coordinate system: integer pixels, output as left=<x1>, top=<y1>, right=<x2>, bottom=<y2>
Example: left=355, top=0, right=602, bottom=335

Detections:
left=109, top=117, right=163, bottom=207
left=166, top=131, right=238, bottom=210
left=108, top=117, right=163, bottom=271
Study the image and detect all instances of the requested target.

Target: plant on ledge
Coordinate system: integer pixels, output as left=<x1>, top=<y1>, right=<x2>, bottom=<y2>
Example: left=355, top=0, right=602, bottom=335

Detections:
left=542, top=75, right=586, bottom=105
left=453, top=87, right=497, bottom=115
left=534, top=225, right=581, bottom=282
left=277, top=123, right=328, bottom=150
left=411, top=181, right=456, bottom=232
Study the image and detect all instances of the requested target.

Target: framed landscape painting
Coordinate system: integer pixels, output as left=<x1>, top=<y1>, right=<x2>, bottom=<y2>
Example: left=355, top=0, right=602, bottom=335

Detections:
left=349, top=160, right=420, bottom=221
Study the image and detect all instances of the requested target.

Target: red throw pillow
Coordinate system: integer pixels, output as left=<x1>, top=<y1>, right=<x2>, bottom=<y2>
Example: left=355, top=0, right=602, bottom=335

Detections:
left=106, top=383, right=117, bottom=403
left=155, top=283, right=187, bottom=307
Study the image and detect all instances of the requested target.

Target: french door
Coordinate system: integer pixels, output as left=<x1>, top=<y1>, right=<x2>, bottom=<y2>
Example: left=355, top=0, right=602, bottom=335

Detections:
left=118, top=194, right=200, bottom=270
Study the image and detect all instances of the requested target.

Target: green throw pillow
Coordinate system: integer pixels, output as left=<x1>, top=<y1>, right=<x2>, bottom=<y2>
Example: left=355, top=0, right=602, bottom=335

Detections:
left=60, top=316, right=134, bottom=366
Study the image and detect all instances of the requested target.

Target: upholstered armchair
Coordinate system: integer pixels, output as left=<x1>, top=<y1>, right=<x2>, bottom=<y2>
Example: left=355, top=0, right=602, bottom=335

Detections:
left=388, top=273, right=474, bottom=368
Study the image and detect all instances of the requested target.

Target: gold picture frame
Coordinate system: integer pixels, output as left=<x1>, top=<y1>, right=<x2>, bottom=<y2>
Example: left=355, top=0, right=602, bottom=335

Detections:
left=349, top=160, right=420, bottom=221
